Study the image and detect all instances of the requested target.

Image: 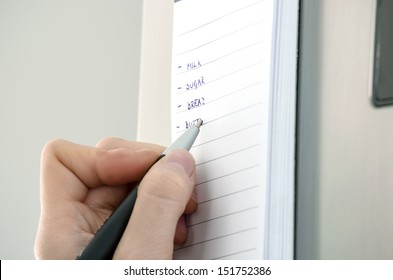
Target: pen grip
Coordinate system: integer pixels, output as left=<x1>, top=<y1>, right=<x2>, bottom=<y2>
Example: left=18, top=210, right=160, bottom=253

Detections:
left=76, top=185, right=138, bottom=260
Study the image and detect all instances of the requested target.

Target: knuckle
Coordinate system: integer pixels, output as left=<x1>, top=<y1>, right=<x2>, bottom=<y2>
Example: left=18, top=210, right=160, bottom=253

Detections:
left=94, top=149, right=118, bottom=183
left=94, top=148, right=133, bottom=185
left=95, top=137, right=121, bottom=149
left=41, top=139, right=66, bottom=161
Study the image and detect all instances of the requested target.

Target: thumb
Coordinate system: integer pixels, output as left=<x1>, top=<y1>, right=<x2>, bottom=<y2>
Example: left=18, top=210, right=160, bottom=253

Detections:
left=113, top=149, right=196, bottom=259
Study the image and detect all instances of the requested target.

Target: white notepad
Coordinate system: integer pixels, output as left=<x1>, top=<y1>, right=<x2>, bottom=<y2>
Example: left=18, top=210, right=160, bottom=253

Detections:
left=170, top=0, right=298, bottom=259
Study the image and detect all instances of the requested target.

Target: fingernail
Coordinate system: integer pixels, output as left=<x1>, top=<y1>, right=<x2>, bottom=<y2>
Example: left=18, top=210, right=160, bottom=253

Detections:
left=164, top=149, right=195, bottom=177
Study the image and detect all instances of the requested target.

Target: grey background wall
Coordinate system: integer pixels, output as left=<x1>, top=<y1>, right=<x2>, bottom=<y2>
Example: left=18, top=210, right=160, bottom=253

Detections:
left=0, top=0, right=143, bottom=259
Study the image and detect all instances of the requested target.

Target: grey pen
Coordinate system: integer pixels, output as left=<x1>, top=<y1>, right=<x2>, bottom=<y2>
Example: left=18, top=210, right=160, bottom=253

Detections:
left=76, top=119, right=203, bottom=260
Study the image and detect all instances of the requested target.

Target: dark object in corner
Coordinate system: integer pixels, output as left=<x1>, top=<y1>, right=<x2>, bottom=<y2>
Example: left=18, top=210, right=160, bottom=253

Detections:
left=373, top=0, right=393, bottom=106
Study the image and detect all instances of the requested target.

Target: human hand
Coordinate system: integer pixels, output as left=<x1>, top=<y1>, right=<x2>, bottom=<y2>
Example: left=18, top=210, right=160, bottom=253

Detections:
left=34, top=138, right=197, bottom=259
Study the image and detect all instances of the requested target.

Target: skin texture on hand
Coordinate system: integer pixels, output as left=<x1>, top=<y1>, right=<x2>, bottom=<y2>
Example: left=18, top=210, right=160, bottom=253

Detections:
left=34, top=137, right=197, bottom=259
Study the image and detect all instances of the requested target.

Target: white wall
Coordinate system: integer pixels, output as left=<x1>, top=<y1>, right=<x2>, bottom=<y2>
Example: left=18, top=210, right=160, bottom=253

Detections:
left=0, top=0, right=143, bottom=259
left=297, top=0, right=393, bottom=259
left=137, top=0, right=172, bottom=146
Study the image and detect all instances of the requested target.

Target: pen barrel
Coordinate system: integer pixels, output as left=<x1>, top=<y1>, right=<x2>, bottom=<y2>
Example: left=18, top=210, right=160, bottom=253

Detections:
left=163, top=124, right=200, bottom=154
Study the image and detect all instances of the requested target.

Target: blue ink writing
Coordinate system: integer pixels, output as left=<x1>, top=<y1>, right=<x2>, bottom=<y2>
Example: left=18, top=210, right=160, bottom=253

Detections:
left=187, top=60, right=202, bottom=71
left=188, top=97, right=205, bottom=110
left=186, top=76, right=205, bottom=91
left=185, top=118, right=202, bottom=129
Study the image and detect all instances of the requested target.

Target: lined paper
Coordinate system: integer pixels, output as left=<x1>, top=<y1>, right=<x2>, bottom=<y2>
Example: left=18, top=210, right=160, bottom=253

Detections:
left=171, top=0, right=274, bottom=259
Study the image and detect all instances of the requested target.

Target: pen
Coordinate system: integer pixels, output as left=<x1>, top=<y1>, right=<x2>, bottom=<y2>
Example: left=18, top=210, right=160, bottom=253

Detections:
left=76, top=119, right=203, bottom=259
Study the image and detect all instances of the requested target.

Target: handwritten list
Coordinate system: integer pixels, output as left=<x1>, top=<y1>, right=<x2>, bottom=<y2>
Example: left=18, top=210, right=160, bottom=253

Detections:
left=171, top=0, right=274, bottom=259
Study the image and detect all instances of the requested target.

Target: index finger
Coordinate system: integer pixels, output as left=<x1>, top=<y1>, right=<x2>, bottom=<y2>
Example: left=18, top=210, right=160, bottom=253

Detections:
left=40, top=139, right=162, bottom=201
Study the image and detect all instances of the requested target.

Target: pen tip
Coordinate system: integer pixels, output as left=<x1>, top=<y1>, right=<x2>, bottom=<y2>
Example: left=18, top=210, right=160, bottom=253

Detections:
left=195, top=118, right=203, bottom=129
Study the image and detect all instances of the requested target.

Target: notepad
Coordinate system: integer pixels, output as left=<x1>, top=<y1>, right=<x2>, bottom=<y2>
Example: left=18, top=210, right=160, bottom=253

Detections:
left=170, top=0, right=298, bottom=259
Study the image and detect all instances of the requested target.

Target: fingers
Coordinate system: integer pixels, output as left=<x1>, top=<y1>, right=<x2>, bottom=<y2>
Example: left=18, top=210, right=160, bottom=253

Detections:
left=96, top=137, right=165, bottom=153
left=39, top=138, right=197, bottom=259
left=113, top=149, right=196, bottom=259
left=174, top=215, right=188, bottom=244
left=40, top=139, right=162, bottom=206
